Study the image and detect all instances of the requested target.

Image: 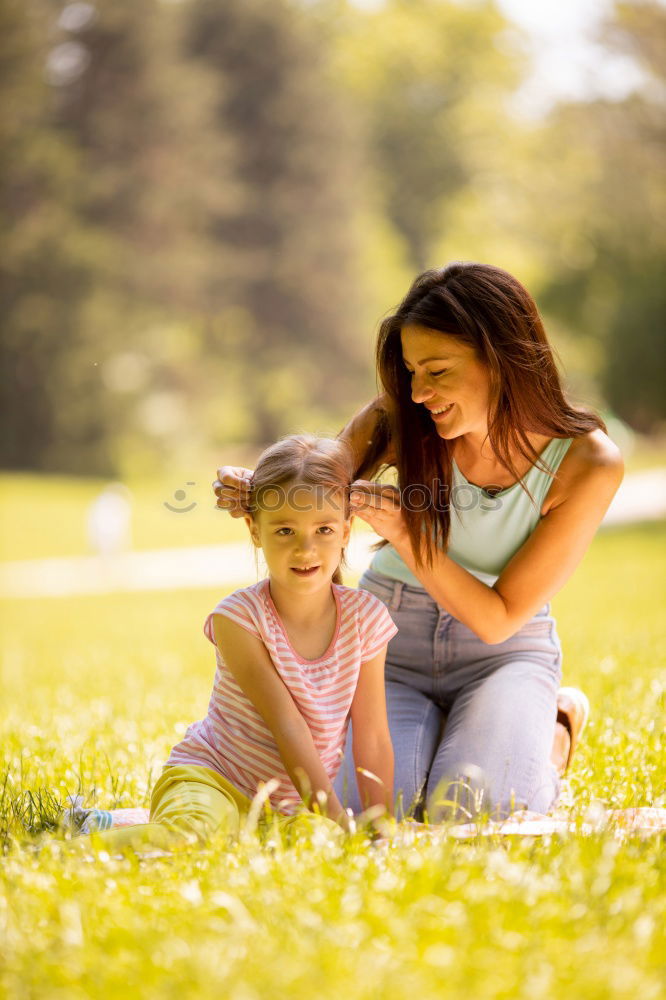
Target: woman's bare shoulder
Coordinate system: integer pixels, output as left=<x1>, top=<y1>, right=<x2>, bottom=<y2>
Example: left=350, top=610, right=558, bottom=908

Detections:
left=551, top=429, right=622, bottom=504
left=566, top=429, right=624, bottom=475
left=544, top=429, right=623, bottom=513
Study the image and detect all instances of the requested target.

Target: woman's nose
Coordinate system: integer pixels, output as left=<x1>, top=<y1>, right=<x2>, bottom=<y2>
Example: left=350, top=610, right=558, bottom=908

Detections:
left=411, top=373, right=434, bottom=404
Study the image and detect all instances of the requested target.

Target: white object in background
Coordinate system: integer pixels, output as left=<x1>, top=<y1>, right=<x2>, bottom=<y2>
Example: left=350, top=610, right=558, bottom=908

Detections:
left=87, top=483, right=132, bottom=556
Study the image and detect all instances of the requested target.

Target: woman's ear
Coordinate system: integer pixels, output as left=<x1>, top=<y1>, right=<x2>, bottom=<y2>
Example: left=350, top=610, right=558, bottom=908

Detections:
left=244, top=515, right=261, bottom=548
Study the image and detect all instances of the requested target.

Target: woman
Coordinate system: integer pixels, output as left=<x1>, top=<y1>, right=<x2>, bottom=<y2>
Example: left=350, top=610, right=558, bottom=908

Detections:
left=215, top=262, right=623, bottom=820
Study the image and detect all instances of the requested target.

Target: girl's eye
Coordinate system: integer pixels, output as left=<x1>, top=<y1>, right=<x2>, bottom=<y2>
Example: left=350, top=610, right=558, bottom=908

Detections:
left=276, top=528, right=293, bottom=536
left=318, top=526, right=334, bottom=534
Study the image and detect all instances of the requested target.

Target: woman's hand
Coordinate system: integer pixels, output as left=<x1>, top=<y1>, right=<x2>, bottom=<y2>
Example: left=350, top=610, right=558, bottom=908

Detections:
left=349, top=480, right=407, bottom=547
left=213, top=465, right=253, bottom=516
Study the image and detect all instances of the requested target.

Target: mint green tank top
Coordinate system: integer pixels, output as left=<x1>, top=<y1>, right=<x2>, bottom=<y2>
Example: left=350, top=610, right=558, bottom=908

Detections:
left=370, top=437, right=573, bottom=587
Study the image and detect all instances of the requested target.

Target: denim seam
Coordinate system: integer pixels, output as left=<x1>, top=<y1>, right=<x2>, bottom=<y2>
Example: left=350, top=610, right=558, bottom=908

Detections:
left=389, top=581, right=404, bottom=612
left=413, top=698, right=439, bottom=811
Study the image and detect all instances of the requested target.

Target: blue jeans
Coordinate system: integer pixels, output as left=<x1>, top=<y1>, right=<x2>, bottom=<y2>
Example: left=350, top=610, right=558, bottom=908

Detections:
left=335, top=569, right=563, bottom=820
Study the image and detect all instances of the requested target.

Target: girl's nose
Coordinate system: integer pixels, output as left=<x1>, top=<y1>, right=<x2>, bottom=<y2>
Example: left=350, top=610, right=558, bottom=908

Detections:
left=294, top=534, right=317, bottom=554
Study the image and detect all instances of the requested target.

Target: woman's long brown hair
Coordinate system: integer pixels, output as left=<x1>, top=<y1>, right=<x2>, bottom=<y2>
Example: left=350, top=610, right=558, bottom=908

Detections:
left=367, top=262, right=605, bottom=569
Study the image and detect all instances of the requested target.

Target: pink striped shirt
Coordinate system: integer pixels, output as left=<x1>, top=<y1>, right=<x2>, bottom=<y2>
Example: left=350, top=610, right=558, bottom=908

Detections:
left=167, top=579, right=398, bottom=814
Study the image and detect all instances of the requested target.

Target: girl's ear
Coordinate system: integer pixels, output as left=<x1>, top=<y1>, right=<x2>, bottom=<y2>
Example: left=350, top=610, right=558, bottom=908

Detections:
left=342, top=518, right=352, bottom=547
left=244, top=514, right=261, bottom=548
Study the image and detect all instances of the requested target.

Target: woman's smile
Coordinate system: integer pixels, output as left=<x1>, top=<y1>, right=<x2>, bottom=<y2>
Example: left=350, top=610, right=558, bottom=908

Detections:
left=427, top=402, right=455, bottom=422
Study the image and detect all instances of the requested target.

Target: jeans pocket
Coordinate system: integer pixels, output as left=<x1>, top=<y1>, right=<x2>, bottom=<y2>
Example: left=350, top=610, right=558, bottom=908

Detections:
left=519, top=618, right=554, bottom=638
left=358, top=571, right=394, bottom=609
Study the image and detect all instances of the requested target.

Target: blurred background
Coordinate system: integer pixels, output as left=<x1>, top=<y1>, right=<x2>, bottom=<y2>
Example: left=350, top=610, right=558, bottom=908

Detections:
left=1, top=0, right=665, bottom=568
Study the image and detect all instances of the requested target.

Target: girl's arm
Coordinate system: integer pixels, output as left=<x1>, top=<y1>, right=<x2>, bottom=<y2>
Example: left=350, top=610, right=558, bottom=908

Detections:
left=351, top=433, right=624, bottom=644
left=212, top=615, right=349, bottom=827
left=350, top=648, right=394, bottom=815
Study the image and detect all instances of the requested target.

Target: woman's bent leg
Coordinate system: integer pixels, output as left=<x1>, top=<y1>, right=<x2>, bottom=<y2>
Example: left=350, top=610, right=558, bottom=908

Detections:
left=387, top=681, right=443, bottom=818
left=334, top=681, right=442, bottom=818
left=426, top=660, right=561, bottom=821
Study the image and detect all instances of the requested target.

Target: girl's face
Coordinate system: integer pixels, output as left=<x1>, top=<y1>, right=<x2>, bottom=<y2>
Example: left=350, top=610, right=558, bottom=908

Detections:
left=401, top=324, right=492, bottom=441
left=245, top=483, right=351, bottom=593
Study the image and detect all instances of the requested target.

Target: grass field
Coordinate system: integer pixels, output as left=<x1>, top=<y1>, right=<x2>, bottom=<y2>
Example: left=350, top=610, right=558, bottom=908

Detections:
left=0, top=472, right=249, bottom=561
left=1, top=492, right=665, bottom=997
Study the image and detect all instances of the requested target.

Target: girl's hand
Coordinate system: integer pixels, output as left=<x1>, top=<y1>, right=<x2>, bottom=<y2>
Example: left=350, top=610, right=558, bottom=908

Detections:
left=349, top=480, right=407, bottom=547
left=213, top=466, right=253, bottom=516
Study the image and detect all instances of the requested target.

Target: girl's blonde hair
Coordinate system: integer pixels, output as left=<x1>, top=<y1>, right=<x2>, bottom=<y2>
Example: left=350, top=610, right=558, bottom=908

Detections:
left=247, top=434, right=354, bottom=585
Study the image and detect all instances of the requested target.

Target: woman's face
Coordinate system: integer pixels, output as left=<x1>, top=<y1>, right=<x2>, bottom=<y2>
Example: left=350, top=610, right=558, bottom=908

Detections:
left=400, top=324, right=492, bottom=441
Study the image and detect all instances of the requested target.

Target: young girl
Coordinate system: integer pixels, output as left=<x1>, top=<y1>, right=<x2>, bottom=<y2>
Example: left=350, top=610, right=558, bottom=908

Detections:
left=74, top=434, right=397, bottom=852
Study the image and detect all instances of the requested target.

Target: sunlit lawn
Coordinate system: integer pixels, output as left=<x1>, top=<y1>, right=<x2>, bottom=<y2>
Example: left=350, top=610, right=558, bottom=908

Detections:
left=1, top=474, right=665, bottom=997
left=0, top=472, right=249, bottom=561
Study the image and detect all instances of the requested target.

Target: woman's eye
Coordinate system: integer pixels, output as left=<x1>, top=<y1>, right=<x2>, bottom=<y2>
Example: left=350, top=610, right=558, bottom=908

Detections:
left=405, top=368, right=448, bottom=378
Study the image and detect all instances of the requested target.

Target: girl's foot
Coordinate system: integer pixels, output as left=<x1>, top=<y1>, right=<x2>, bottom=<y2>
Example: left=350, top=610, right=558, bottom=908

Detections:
left=60, top=795, right=113, bottom=836
left=552, top=687, right=591, bottom=776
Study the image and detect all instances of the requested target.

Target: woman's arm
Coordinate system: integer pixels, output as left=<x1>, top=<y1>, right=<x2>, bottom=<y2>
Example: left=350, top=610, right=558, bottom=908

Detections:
left=212, top=615, right=349, bottom=827
left=337, top=394, right=394, bottom=480
left=349, top=648, right=394, bottom=814
left=212, top=395, right=392, bottom=513
left=351, top=434, right=624, bottom=644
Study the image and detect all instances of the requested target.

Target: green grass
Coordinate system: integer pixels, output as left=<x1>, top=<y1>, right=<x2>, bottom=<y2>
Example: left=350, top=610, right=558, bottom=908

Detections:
left=0, top=472, right=249, bottom=561
left=1, top=517, right=665, bottom=999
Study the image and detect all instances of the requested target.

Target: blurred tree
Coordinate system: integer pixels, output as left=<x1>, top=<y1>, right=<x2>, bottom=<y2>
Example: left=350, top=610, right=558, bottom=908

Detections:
left=0, top=0, right=229, bottom=473
left=0, top=0, right=113, bottom=471
left=331, top=0, right=519, bottom=273
left=1, top=0, right=372, bottom=472
left=185, top=0, right=367, bottom=445
left=536, top=1, right=666, bottom=431
left=5, top=0, right=660, bottom=474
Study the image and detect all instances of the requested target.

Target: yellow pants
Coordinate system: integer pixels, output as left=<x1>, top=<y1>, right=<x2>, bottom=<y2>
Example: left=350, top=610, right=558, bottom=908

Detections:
left=82, top=765, right=340, bottom=854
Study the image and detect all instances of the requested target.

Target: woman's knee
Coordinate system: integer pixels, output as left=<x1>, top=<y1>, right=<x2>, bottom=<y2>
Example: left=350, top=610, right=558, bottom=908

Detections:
left=426, top=753, right=560, bottom=821
left=425, top=763, right=490, bottom=823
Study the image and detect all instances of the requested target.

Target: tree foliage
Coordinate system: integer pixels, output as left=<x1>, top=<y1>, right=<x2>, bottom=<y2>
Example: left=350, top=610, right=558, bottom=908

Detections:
left=536, top=1, right=666, bottom=430
left=185, top=0, right=366, bottom=445
left=1, top=0, right=663, bottom=475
